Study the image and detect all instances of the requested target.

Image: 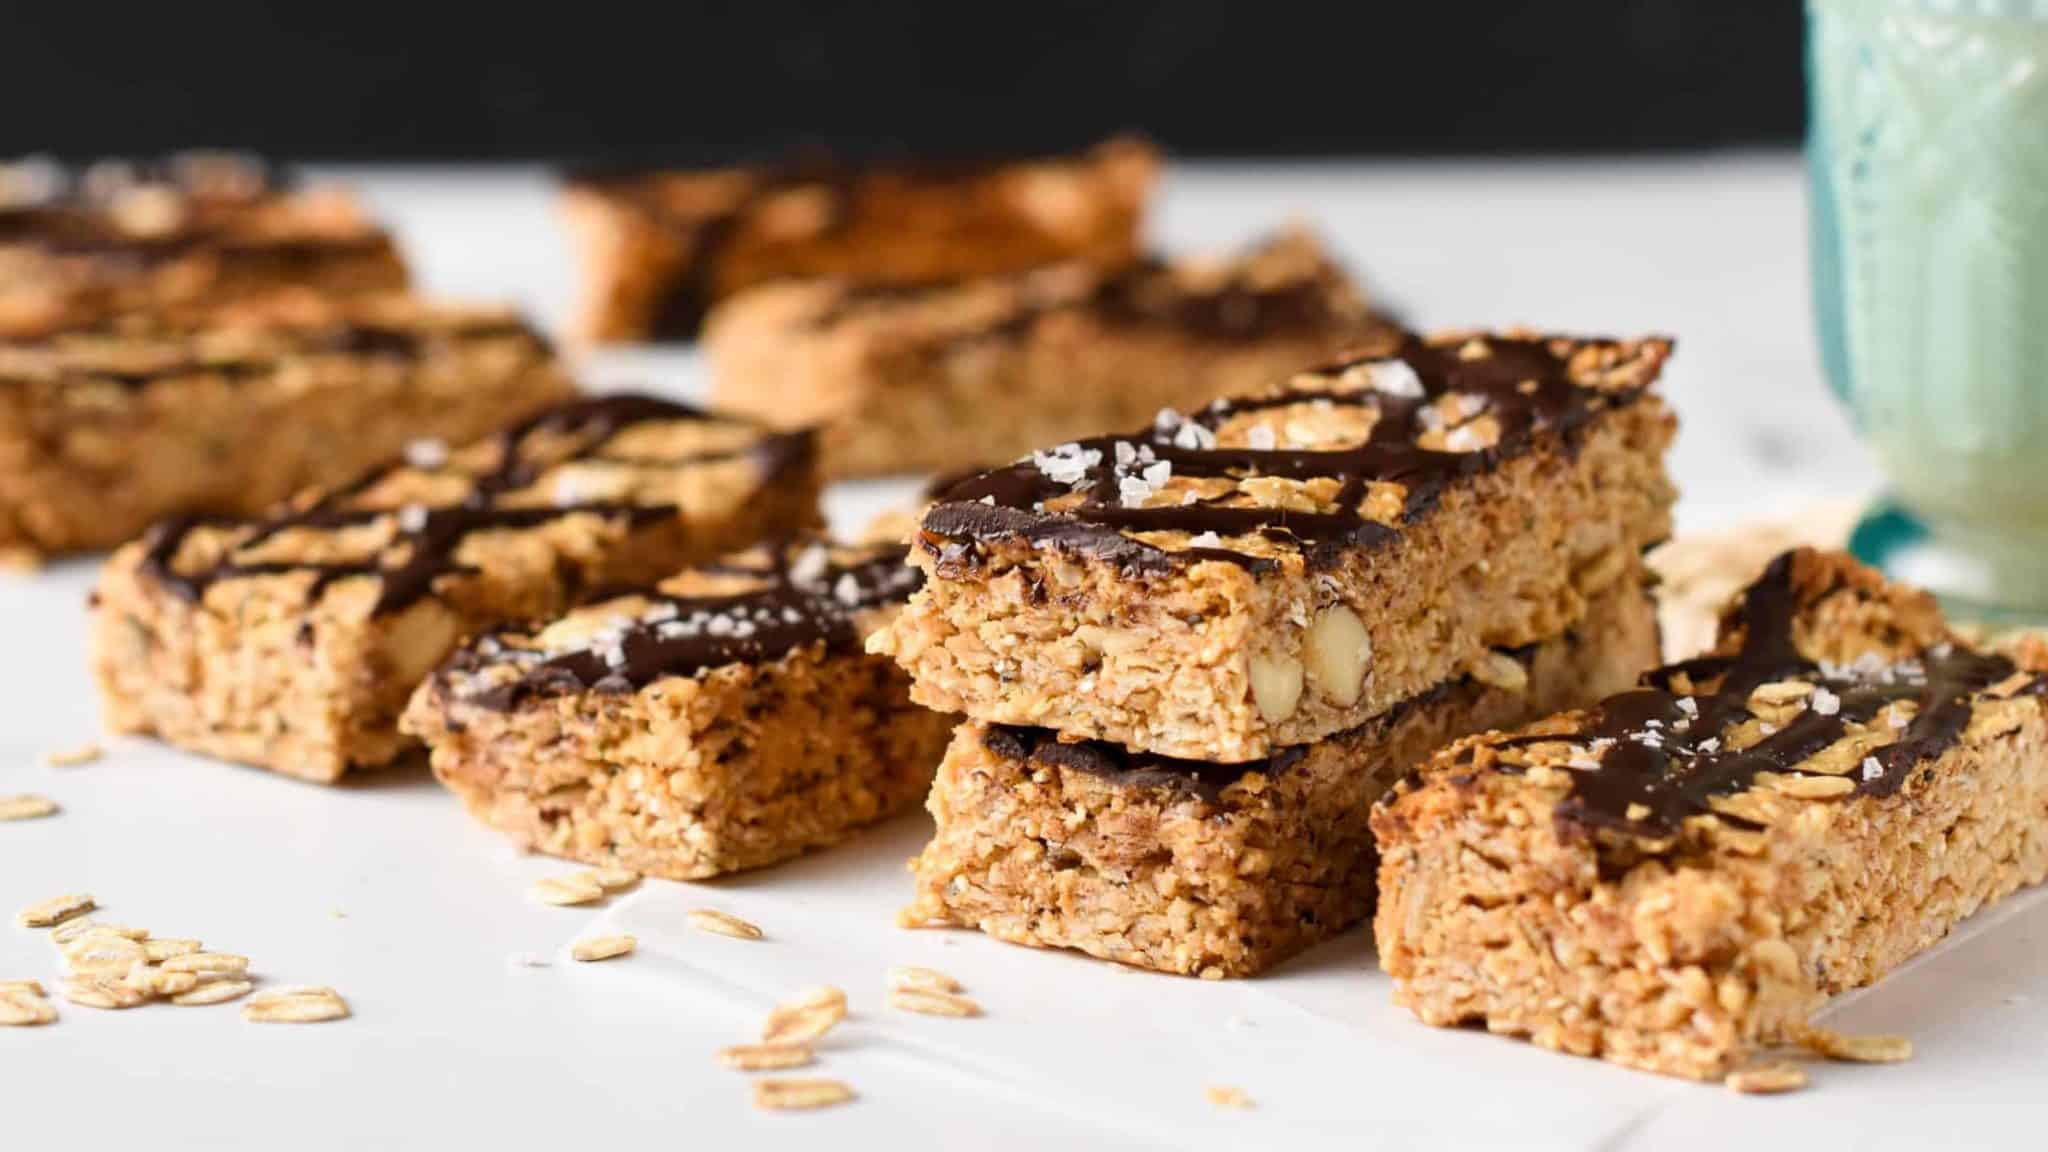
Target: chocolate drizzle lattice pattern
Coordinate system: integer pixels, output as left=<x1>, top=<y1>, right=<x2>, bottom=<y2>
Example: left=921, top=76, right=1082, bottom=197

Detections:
left=444, top=540, right=923, bottom=711
left=1511, top=552, right=2048, bottom=838
left=138, top=395, right=813, bottom=616
left=922, top=332, right=1666, bottom=574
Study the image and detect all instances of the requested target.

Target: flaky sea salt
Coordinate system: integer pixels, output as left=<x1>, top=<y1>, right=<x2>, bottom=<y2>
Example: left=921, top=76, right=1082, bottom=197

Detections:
left=1246, top=425, right=1278, bottom=451
left=1811, top=686, right=1841, bottom=716
left=1365, top=359, right=1425, bottom=398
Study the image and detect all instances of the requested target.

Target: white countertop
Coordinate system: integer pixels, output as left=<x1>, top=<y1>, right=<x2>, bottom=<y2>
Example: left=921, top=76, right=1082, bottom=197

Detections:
left=10, top=157, right=2038, bottom=1151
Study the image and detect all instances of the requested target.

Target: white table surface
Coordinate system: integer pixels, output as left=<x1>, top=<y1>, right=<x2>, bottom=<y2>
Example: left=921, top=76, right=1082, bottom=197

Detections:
left=10, top=156, right=2041, bottom=1151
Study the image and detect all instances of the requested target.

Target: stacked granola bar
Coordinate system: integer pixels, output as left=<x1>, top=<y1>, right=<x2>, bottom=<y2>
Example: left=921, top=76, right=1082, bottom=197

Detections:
left=876, top=328, right=1680, bottom=975
left=1373, top=548, right=2048, bottom=1080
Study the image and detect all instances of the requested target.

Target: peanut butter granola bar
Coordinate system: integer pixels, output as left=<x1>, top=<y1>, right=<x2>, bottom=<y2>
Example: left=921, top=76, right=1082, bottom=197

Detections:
left=904, top=576, right=1659, bottom=977
left=1373, top=549, right=2048, bottom=1080
left=0, top=296, right=574, bottom=557
left=872, top=329, right=1677, bottom=761
left=405, top=538, right=949, bottom=878
left=0, top=153, right=406, bottom=338
left=91, top=396, right=820, bottom=782
left=706, top=229, right=1392, bottom=478
left=562, top=137, right=1156, bottom=343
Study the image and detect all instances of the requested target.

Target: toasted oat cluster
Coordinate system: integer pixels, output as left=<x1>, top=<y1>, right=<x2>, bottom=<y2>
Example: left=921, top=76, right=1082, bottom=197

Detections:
left=1373, top=549, right=2048, bottom=1081
left=0, top=152, right=407, bottom=338
left=0, top=295, right=578, bottom=557
left=92, top=395, right=822, bottom=781
left=706, top=229, right=1395, bottom=478
left=562, top=137, right=1157, bottom=342
left=876, top=328, right=1677, bottom=761
left=406, top=539, right=951, bottom=879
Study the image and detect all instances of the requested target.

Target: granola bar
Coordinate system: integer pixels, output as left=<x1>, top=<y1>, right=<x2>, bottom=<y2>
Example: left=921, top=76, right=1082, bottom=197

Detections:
left=562, top=137, right=1156, bottom=343
left=904, top=575, right=1659, bottom=977
left=0, top=153, right=406, bottom=338
left=404, top=539, right=949, bottom=878
left=707, top=230, right=1392, bottom=478
left=1372, top=549, right=2048, bottom=1080
left=872, top=329, right=1678, bottom=761
left=91, top=396, right=821, bottom=782
left=0, top=296, right=575, bottom=558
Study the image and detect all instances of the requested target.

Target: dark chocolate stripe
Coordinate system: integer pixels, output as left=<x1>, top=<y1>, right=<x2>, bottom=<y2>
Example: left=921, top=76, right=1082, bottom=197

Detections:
left=923, top=333, right=1653, bottom=575
left=138, top=394, right=815, bottom=616
left=799, top=250, right=1365, bottom=344
left=447, top=541, right=921, bottom=710
left=1513, top=552, right=2048, bottom=838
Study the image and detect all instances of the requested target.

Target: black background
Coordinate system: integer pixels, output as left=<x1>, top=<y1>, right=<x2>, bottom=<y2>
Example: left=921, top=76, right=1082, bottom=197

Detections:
left=1, top=2, right=1804, bottom=162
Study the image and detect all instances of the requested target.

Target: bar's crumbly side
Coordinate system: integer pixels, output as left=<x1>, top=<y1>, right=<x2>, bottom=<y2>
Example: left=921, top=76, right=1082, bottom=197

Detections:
left=705, top=229, right=1395, bottom=478
left=562, top=137, right=1158, bottom=343
left=90, top=396, right=821, bottom=783
left=0, top=298, right=576, bottom=557
left=405, top=539, right=948, bottom=879
left=1372, top=548, right=2048, bottom=1081
left=872, top=329, right=1677, bottom=762
left=904, top=572, right=1661, bottom=978
left=0, top=152, right=407, bottom=339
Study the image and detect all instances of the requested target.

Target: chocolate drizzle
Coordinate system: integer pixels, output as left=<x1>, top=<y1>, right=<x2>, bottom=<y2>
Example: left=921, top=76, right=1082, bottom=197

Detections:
left=799, top=246, right=1365, bottom=345
left=4, top=312, right=547, bottom=392
left=447, top=540, right=922, bottom=711
left=137, top=395, right=814, bottom=616
left=1521, top=553, right=2047, bottom=839
left=923, top=333, right=1660, bottom=574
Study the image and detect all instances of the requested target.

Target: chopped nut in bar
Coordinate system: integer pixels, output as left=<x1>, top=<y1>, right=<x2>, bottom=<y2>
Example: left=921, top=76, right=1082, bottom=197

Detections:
left=873, top=328, right=1677, bottom=761
left=1373, top=549, right=2048, bottom=1081
left=404, top=538, right=950, bottom=878
left=91, top=396, right=821, bottom=782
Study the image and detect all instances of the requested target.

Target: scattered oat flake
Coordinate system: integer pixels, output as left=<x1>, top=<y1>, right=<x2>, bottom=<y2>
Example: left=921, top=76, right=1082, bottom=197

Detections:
left=0, top=793, right=58, bottom=821
left=1802, top=1027, right=1913, bottom=1064
left=160, top=951, right=249, bottom=975
left=889, top=987, right=982, bottom=1018
left=0, top=979, right=46, bottom=997
left=142, top=938, right=201, bottom=962
left=571, top=934, right=636, bottom=962
left=508, top=952, right=550, bottom=968
left=887, top=965, right=962, bottom=994
left=753, top=1078, right=856, bottom=1111
left=0, top=985, right=57, bottom=1026
left=592, top=867, right=640, bottom=891
left=761, top=985, right=848, bottom=1045
left=718, top=1043, right=816, bottom=1071
left=1724, top=1061, right=1808, bottom=1094
left=18, top=892, right=94, bottom=928
left=688, top=908, right=763, bottom=940
left=1206, top=1085, right=1255, bottom=1110
left=45, top=742, right=103, bottom=768
left=63, top=935, right=147, bottom=974
left=172, top=978, right=254, bottom=1006
left=243, top=986, right=350, bottom=1023
left=61, top=974, right=145, bottom=1010
left=531, top=873, right=605, bottom=906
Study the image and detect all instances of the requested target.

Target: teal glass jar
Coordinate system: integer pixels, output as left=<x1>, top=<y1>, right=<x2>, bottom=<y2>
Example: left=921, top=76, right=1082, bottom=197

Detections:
left=1808, top=0, right=2048, bottom=618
